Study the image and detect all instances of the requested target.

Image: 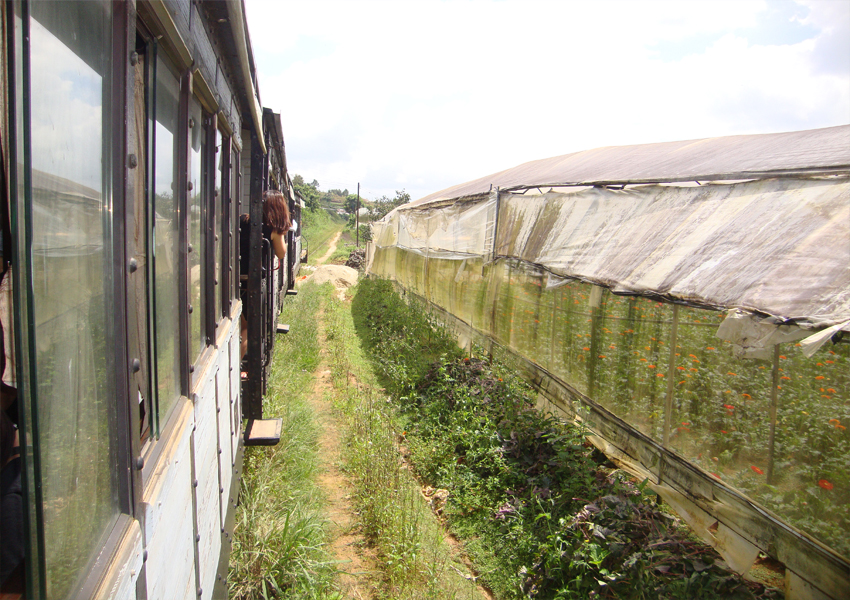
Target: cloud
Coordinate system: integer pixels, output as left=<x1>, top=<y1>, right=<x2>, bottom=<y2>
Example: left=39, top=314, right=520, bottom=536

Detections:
left=246, top=0, right=849, bottom=200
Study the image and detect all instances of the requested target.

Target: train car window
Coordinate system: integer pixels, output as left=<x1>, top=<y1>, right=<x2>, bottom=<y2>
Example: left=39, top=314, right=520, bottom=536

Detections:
left=213, top=129, right=223, bottom=327
left=232, top=150, right=241, bottom=304
left=152, top=53, right=182, bottom=428
left=188, top=97, right=207, bottom=363
left=27, top=2, right=121, bottom=597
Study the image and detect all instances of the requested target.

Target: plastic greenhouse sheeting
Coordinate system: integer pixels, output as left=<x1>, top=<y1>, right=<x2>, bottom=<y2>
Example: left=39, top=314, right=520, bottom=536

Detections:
left=367, top=126, right=850, bottom=600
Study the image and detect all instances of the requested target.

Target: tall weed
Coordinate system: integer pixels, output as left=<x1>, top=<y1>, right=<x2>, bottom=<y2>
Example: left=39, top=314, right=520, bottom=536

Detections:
left=229, top=283, right=341, bottom=599
left=351, top=278, right=783, bottom=600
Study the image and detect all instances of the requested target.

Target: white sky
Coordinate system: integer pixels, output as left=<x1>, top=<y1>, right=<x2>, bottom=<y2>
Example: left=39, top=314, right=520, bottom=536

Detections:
left=245, top=0, right=850, bottom=201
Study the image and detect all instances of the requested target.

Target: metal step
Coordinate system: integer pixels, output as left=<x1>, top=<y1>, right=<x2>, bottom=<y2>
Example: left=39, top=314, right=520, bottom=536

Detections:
left=276, top=324, right=290, bottom=334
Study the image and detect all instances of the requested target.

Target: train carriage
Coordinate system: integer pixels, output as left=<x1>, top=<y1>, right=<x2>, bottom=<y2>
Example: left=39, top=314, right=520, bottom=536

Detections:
left=0, top=1, right=295, bottom=598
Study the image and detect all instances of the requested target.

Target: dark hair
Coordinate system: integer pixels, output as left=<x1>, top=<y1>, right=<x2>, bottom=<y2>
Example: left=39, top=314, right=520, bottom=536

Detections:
left=263, top=190, right=291, bottom=234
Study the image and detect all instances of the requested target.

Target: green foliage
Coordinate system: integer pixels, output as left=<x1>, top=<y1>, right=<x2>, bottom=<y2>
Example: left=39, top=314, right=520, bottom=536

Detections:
left=323, top=281, right=487, bottom=600
left=351, top=279, right=784, bottom=600
left=229, top=284, right=341, bottom=599
left=370, top=189, right=411, bottom=221
left=344, top=194, right=359, bottom=215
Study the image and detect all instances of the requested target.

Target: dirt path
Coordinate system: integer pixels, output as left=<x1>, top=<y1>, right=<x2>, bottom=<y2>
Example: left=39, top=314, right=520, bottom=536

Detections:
left=317, top=230, right=343, bottom=264
left=309, top=229, right=378, bottom=599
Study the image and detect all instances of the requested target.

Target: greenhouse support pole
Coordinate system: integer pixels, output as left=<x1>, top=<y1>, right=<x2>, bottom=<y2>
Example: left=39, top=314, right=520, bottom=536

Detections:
left=767, top=344, right=780, bottom=484
left=663, top=305, right=680, bottom=447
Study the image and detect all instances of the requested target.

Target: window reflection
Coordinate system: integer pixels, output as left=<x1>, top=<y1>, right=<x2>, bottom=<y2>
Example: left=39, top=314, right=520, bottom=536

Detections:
left=153, top=55, right=181, bottom=424
left=188, top=99, right=205, bottom=361
left=28, top=3, right=119, bottom=597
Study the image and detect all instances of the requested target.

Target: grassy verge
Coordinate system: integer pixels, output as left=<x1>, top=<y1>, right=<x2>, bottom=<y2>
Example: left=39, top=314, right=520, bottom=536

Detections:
left=229, top=283, right=341, bottom=599
left=350, top=278, right=784, bottom=600
left=324, top=283, right=486, bottom=600
left=302, top=208, right=346, bottom=266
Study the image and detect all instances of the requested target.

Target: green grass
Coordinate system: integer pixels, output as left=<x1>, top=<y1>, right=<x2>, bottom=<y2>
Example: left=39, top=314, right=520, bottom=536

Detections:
left=229, top=283, right=342, bottom=600
left=302, top=208, right=346, bottom=266
left=324, top=282, right=486, bottom=600
left=349, top=278, right=784, bottom=600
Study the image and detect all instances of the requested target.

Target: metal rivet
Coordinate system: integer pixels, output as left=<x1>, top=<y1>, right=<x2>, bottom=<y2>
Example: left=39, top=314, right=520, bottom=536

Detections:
left=187, top=181, right=194, bottom=191
left=196, top=534, right=201, bottom=542
left=189, top=364, right=195, bottom=373
left=142, top=549, right=148, bottom=562
left=214, top=234, right=219, bottom=241
left=220, top=487, right=224, bottom=493
left=130, top=51, right=139, bottom=66
left=135, top=456, right=144, bottom=470
left=128, top=257, right=138, bottom=273
left=188, top=243, right=193, bottom=253
left=128, top=153, right=138, bottom=169
left=189, top=117, right=195, bottom=129
left=188, top=304, right=194, bottom=314
left=197, top=586, right=202, bottom=597
left=131, top=358, right=141, bottom=373
left=193, top=479, right=198, bottom=488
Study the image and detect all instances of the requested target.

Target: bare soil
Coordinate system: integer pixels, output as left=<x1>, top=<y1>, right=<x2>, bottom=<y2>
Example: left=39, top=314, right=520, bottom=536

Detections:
left=308, top=230, right=379, bottom=599
left=306, top=228, right=490, bottom=600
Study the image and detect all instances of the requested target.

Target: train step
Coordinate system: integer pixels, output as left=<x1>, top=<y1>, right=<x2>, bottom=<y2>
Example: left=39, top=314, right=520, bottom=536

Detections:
left=276, top=323, right=290, bottom=334
left=286, top=289, right=298, bottom=296
left=244, top=418, right=282, bottom=446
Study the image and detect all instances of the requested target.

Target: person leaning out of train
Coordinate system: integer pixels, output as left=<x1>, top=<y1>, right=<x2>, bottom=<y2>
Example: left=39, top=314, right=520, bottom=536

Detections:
left=239, top=190, right=292, bottom=363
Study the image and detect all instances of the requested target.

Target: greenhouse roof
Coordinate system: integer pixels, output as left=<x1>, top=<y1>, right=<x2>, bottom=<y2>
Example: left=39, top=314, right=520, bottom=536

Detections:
left=412, top=125, right=850, bottom=206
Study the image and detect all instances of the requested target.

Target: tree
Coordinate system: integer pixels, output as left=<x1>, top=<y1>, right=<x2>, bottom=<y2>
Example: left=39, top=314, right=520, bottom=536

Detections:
left=344, top=194, right=360, bottom=215
left=293, top=174, right=321, bottom=211
left=371, top=189, right=411, bottom=221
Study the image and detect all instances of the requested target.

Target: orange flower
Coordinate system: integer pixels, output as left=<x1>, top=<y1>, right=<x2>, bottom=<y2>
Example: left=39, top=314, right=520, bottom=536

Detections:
left=583, top=347, right=590, bottom=351
left=711, top=472, right=721, bottom=479
left=640, top=358, right=648, bottom=362
left=727, top=372, right=737, bottom=376
left=838, top=425, right=847, bottom=431
left=781, top=376, right=791, bottom=380
left=779, top=355, right=787, bottom=359
left=815, top=376, right=825, bottom=380
left=689, top=354, right=698, bottom=359
left=692, top=359, right=700, bottom=363
left=682, top=422, right=690, bottom=426
left=598, top=355, right=606, bottom=359
left=656, top=373, right=664, bottom=377
left=827, top=388, right=836, bottom=393
left=678, top=381, right=686, bottom=385
left=828, top=418, right=840, bottom=426
left=826, top=360, right=834, bottom=364
left=690, top=367, right=698, bottom=372
left=817, top=363, right=823, bottom=367
left=677, top=366, right=685, bottom=370
left=723, top=404, right=735, bottom=410
left=741, top=393, right=751, bottom=399
left=751, top=466, right=764, bottom=475
left=648, top=364, right=656, bottom=369
left=818, top=479, right=833, bottom=490
left=706, top=346, right=715, bottom=350
left=721, top=430, right=728, bottom=434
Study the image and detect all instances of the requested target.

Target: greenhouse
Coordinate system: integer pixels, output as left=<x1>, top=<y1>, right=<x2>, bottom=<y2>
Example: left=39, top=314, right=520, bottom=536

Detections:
left=366, top=125, right=850, bottom=600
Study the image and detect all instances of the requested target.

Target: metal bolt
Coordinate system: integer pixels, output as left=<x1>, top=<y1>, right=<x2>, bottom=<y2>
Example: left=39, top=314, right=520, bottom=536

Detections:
left=188, top=304, right=193, bottom=314
left=130, top=51, right=139, bottom=66
left=189, top=117, right=195, bottom=129
left=193, top=479, right=198, bottom=488
left=187, top=181, right=194, bottom=191
left=128, top=257, right=138, bottom=273
left=131, top=358, right=141, bottom=373
left=135, top=456, right=144, bottom=470
left=128, top=153, right=138, bottom=169
left=142, top=549, right=148, bottom=562
left=189, top=364, right=195, bottom=373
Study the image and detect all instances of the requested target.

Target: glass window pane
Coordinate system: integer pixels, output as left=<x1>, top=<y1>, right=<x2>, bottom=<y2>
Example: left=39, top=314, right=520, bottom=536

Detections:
left=28, top=3, right=119, bottom=597
left=214, top=130, right=222, bottom=323
left=153, top=54, right=181, bottom=424
left=188, top=99, right=205, bottom=360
